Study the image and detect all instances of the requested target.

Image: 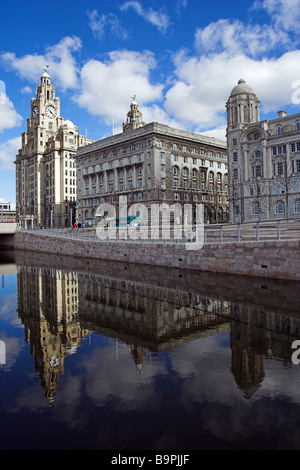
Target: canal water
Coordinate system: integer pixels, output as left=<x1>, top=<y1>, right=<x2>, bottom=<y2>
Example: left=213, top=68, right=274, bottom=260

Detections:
left=0, top=249, right=300, bottom=451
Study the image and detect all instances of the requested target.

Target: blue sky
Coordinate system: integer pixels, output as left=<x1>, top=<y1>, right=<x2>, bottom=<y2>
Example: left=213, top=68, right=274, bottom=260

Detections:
left=0, top=0, right=300, bottom=204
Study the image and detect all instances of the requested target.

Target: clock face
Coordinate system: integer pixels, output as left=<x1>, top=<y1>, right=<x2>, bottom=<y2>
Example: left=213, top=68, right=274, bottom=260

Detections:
left=46, top=105, right=57, bottom=119
left=32, top=106, right=38, bottom=119
left=50, top=355, right=60, bottom=368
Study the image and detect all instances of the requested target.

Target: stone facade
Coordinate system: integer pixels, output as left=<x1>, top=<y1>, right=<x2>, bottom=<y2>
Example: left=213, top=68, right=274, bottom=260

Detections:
left=13, top=231, right=300, bottom=280
left=76, top=99, right=228, bottom=226
left=15, top=70, right=94, bottom=229
left=226, top=79, right=300, bottom=223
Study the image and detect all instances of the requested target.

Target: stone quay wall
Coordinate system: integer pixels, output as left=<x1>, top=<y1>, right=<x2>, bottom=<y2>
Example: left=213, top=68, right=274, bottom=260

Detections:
left=11, top=231, right=300, bottom=281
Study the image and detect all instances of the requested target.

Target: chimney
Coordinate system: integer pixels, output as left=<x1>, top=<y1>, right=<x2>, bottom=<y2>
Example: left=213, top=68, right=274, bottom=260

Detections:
left=277, top=110, right=287, bottom=118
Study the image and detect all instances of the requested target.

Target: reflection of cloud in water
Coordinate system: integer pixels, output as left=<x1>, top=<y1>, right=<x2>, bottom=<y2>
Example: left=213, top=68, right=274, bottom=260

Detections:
left=0, top=334, right=24, bottom=371
left=0, top=292, right=21, bottom=327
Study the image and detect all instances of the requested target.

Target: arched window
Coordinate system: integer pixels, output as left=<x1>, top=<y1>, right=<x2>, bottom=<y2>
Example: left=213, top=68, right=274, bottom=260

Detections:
left=294, top=121, right=300, bottom=131
left=209, top=171, right=214, bottom=180
left=252, top=202, right=259, bottom=215
left=173, top=166, right=179, bottom=175
left=276, top=125, right=283, bottom=135
left=275, top=201, right=285, bottom=214
left=192, top=168, right=197, bottom=177
left=295, top=200, right=300, bottom=213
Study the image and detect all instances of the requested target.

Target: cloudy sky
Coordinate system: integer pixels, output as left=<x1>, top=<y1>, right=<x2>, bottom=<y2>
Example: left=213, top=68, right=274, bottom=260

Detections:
left=0, top=0, right=300, bottom=203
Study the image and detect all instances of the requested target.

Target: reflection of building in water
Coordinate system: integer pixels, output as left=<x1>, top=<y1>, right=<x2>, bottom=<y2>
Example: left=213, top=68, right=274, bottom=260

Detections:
left=77, top=272, right=230, bottom=350
left=16, top=266, right=89, bottom=404
left=14, top=253, right=300, bottom=398
left=231, top=320, right=265, bottom=399
left=229, top=304, right=300, bottom=399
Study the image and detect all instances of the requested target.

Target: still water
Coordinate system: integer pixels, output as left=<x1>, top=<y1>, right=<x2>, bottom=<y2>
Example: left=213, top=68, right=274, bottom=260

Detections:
left=1, top=249, right=300, bottom=450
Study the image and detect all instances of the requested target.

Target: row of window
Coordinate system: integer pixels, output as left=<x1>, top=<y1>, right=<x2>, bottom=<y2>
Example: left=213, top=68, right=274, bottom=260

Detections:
left=84, top=192, right=225, bottom=209
left=233, top=159, right=300, bottom=179
left=272, top=142, right=300, bottom=155
left=252, top=200, right=300, bottom=215
left=276, top=121, right=300, bottom=134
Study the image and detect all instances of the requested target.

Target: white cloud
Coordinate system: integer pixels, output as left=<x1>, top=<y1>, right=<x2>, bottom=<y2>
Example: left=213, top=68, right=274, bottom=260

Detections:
left=87, top=9, right=129, bottom=40
left=0, top=93, right=22, bottom=133
left=120, top=1, right=170, bottom=33
left=195, top=18, right=291, bottom=57
left=21, top=85, right=32, bottom=94
left=141, top=103, right=182, bottom=129
left=1, top=36, right=81, bottom=91
left=163, top=49, right=300, bottom=131
left=254, top=0, right=300, bottom=34
left=0, top=136, right=21, bottom=170
left=74, top=50, right=163, bottom=127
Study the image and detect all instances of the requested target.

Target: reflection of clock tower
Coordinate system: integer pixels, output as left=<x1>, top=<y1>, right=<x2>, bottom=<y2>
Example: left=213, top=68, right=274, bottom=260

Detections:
left=15, top=66, right=94, bottom=228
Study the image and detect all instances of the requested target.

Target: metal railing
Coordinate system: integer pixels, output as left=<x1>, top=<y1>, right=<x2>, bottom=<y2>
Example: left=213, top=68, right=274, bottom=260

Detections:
left=19, top=219, right=300, bottom=244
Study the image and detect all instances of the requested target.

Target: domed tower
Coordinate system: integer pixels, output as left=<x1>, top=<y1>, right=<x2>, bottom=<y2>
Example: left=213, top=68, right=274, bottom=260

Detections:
left=123, top=95, right=145, bottom=133
left=226, top=79, right=260, bottom=130
left=226, top=80, right=261, bottom=223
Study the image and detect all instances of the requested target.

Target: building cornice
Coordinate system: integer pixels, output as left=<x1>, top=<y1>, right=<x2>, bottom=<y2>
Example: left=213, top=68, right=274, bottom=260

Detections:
left=76, top=122, right=226, bottom=158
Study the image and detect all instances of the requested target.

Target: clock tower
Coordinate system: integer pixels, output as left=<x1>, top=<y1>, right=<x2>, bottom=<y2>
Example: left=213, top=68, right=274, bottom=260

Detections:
left=15, top=67, right=95, bottom=228
left=30, top=65, right=61, bottom=138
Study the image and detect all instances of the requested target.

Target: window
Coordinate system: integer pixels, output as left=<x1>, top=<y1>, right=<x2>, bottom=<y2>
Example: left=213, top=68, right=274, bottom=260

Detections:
left=174, top=192, right=180, bottom=200
left=233, top=168, right=238, bottom=179
left=276, top=201, right=285, bottom=214
left=232, top=138, right=237, bottom=146
left=276, top=125, right=283, bottom=135
left=252, top=202, right=259, bottom=215
left=254, top=165, right=262, bottom=177
left=294, top=121, right=300, bottom=131
left=295, top=200, right=300, bottom=213
left=173, top=166, right=179, bottom=175
left=233, top=152, right=238, bottom=162
left=173, top=143, right=177, bottom=150
left=161, top=164, right=165, bottom=172
left=255, top=151, right=261, bottom=158
left=277, top=162, right=284, bottom=175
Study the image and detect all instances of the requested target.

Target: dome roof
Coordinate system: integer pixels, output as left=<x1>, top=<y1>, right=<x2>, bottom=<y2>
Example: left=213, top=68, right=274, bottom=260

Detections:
left=230, top=79, right=255, bottom=96
left=61, top=119, right=74, bottom=129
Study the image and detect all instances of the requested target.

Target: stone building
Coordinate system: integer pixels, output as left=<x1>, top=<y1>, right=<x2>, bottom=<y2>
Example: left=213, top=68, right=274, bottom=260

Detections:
left=15, top=68, right=94, bottom=228
left=76, top=97, right=228, bottom=227
left=226, top=79, right=300, bottom=223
